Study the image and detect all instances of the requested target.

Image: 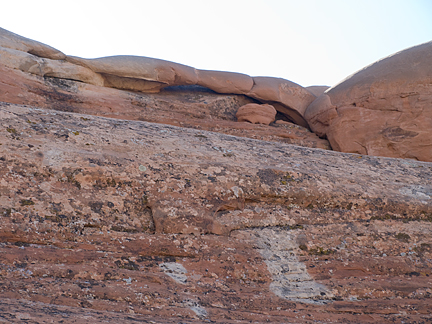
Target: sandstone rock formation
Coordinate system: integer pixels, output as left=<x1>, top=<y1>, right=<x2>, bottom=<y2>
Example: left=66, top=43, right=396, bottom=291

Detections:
left=236, top=103, right=277, bottom=125
left=3, top=27, right=432, bottom=162
left=247, top=77, right=316, bottom=128
left=0, top=27, right=65, bottom=60
left=0, top=46, right=105, bottom=86
left=305, top=41, right=432, bottom=161
left=67, top=55, right=199, bottom=92
left=196, top=69, right=254, bottom=94
left=1, top=27, right=432, bottom=323
left=0, top=64, right=330, bottom=150
left=0, top=102, right=431, bottom=323
left=0, top=27, right=316, bottom=128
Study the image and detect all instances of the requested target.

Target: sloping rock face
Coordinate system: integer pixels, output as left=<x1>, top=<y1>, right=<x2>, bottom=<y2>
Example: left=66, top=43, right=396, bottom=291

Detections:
left=1, top=102, right=431, bottom=323
left=305, top=41, right=432, bottom=162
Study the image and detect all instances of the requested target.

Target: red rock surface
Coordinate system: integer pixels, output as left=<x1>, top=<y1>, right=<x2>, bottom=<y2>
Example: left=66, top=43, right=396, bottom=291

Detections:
left=1, top=26, right=432, bottom=324
left=0, top=102, right=431, bottom=323
left=196, top=69, right=254, bottom=94
left=0, top=27, right=318, bottom=128
left=305, top=41, right=432, bottom=162
left=236, top=103, right=277, bottom=125
left=0, top=64, right=330, bottom=150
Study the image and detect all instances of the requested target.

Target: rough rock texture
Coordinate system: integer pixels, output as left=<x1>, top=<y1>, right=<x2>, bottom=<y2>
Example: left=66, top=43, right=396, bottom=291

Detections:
left=0, top=63, right=330, bottom=150
left=0, top=102, right=431, bottom=323
left=236, top=103, right=277, bottom=125
left=3, top=26, right=432, bottom=162
left=1, top=26, right=432, bottom=323
left=305, top=41, right=432, bottom=162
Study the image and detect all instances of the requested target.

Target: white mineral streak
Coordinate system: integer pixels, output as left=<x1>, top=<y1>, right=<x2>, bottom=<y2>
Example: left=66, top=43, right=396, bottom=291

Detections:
left=254, top=228, right=333, bottom=304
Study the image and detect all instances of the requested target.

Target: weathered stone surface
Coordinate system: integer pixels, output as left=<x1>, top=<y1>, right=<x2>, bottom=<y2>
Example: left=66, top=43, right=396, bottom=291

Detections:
left=197, top=69, right=254, bottom=94
left=0, top=64, right=329, bottom=150
left=236, top=103, right=277, bottom=125
left=0, top=102, right=431, bottom=322
left=67, top=55, right=199, bottom=87
left=0, top=27, right=65, bottom=60
left=1, top=26, right=432, bottom=323
left=248, top=77, right=317, bottom=128
left=305, top=41, right=432, bottom=161
left=0, top=46, right=104, bottom=86
left=0, top=27, right=319, bottom=128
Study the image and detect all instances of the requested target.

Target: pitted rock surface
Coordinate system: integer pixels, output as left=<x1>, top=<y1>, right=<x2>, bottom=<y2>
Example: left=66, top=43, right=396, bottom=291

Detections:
left=0, top=102, right=431, bottom=323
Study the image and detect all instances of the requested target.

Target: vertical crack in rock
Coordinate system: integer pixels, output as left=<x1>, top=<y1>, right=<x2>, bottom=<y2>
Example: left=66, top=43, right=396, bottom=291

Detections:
left=253, top=227, right=333, bottom=304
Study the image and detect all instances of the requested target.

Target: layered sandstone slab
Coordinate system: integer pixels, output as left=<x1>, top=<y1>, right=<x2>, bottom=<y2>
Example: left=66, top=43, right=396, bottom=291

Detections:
left=0, top=46, right=104, bottom=86
left=305, top=41, right=432, bottom=161
left=196, top=69, right=254, bottom=94
left=67, top=55, right=199, bottom=91
left=0, top=103, right=431, bottom=322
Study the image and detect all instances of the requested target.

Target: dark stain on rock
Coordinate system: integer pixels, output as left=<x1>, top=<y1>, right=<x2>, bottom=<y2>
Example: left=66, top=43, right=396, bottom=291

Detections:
left=20, top=199, right=35, bottom=206
left=89, top=201, right=103, bottom=213
left=44, top=77, right=79, bottom=93
left=382, top=126, right=419, bottom=142
left=51, top=202, right=63, bottom=213
left=137, top=255, right=176, bottom=263
left=395, top=232, right=411, bottom=242
left=257, top=169, right=280, bottom=186
left=114, top=259, right=140, bottom=271
left=29, top=84, right=82, bottom=113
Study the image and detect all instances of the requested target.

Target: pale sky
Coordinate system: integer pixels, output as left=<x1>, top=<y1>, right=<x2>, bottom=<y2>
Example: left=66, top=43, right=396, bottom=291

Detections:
left=2, top=0, right=432, bottom=87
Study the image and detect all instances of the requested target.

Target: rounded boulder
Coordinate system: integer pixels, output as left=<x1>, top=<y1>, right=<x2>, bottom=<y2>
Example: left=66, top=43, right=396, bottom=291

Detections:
left=236, top=103, right=277, bottom=125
